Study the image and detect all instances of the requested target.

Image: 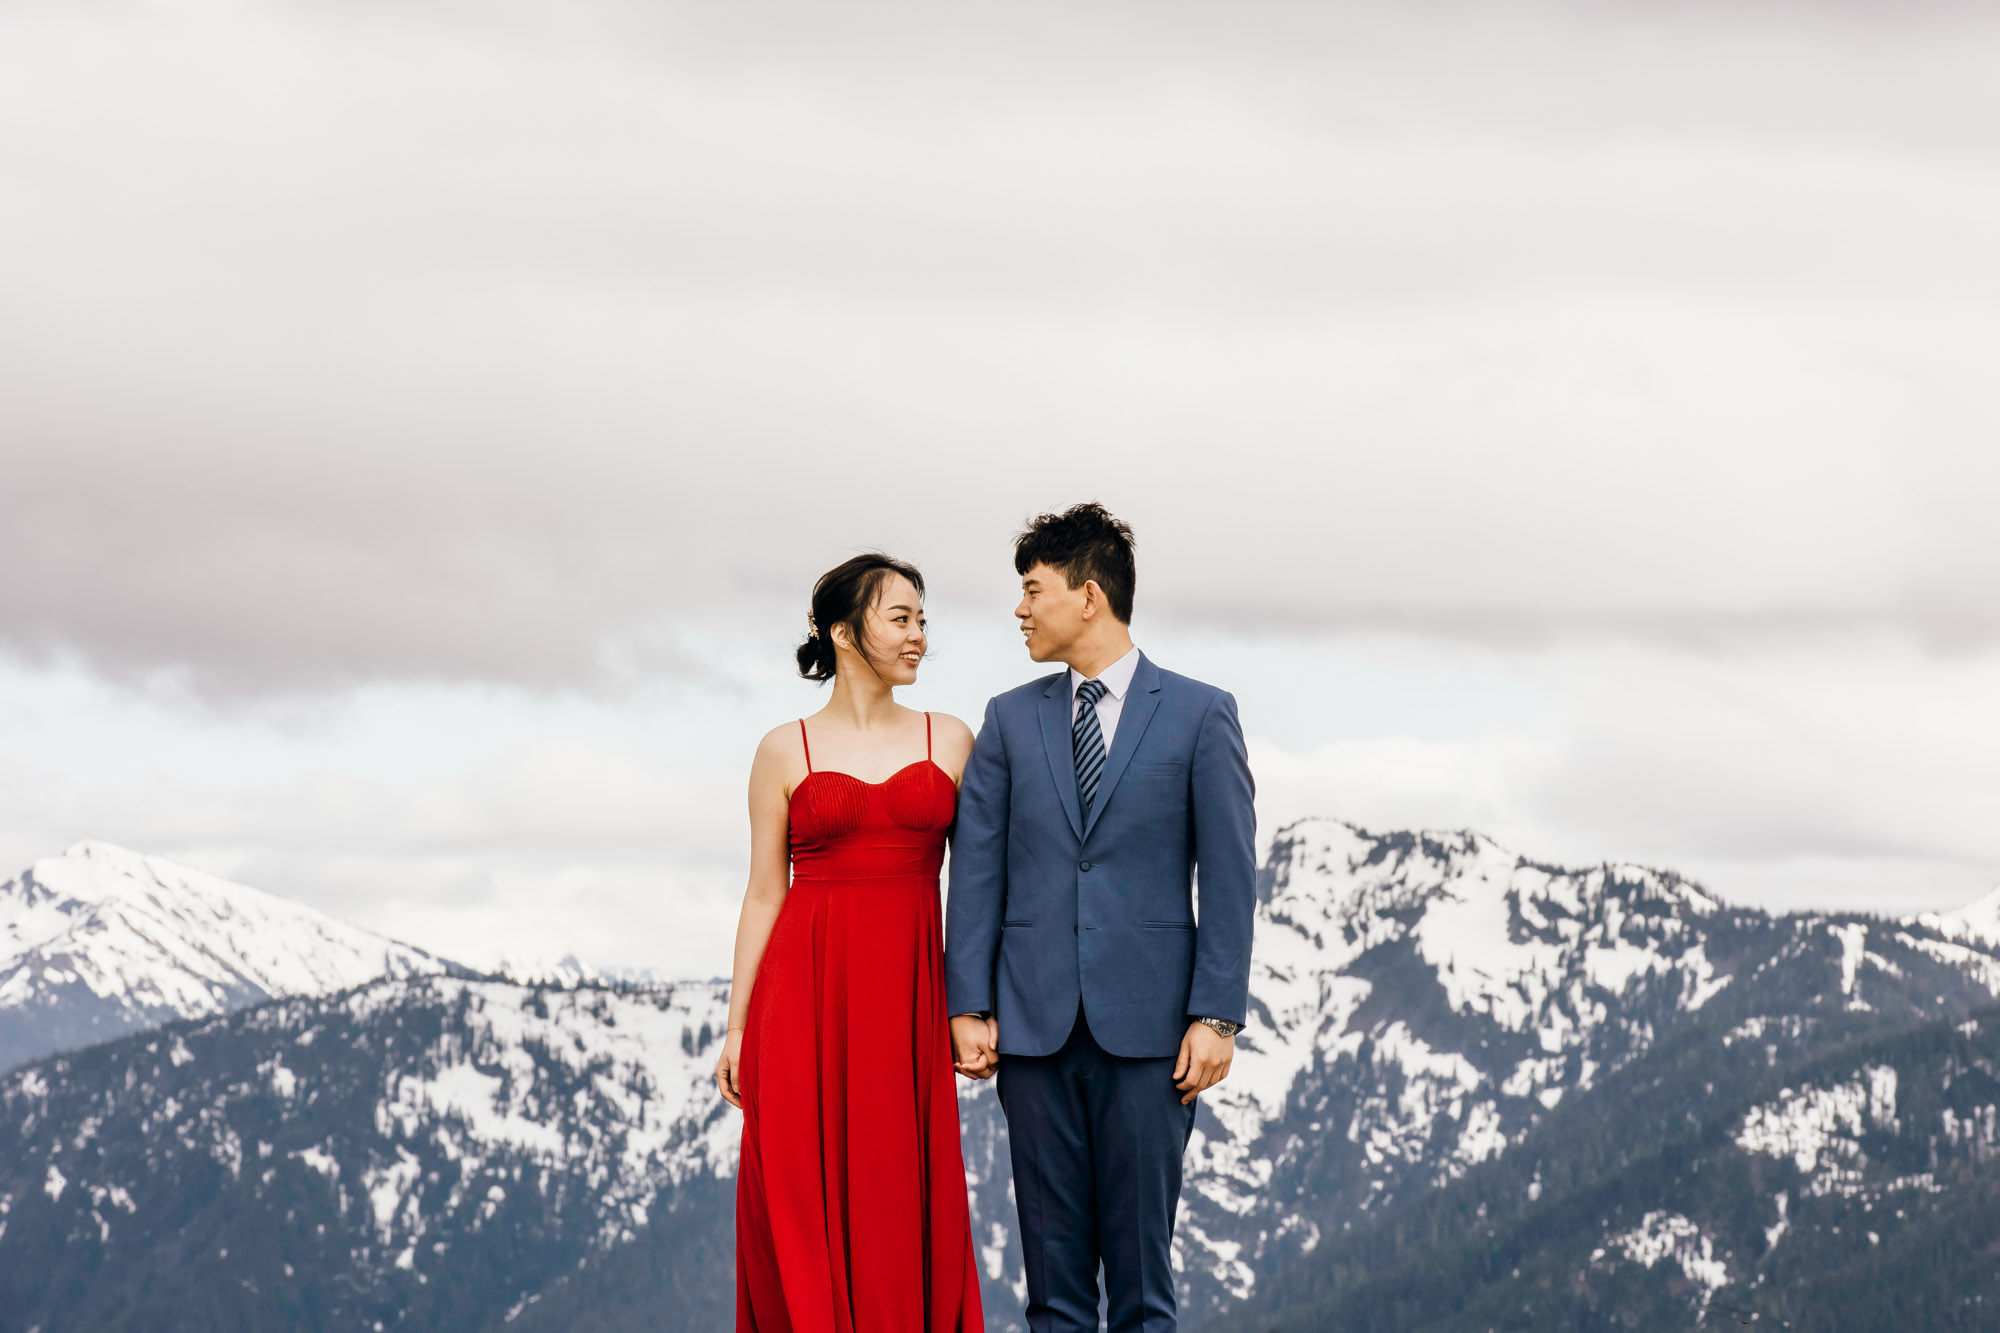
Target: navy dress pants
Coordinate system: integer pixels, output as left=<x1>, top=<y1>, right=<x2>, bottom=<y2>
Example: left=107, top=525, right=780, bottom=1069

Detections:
left=998, top=1007, right=1198, bottom=1332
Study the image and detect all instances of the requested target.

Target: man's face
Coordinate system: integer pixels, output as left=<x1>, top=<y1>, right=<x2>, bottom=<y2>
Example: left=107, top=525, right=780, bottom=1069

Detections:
left=1015, top=562, right=1088, bottom=663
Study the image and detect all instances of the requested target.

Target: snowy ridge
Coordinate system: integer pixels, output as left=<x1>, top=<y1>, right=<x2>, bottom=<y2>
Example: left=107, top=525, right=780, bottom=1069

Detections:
left=362, top=979, right=738, bottom=1228
left=0, top=975, right=733, bottom=1304
left=1169, top=821, right=1739, bottom=1282
left=1139, top=819, right=2000, bottom=1319
left=488, top=954, right=602, bottom=988
left=0, top=842, right=452, bottom=1070
left=1911, top=884, right=2000, bottom=953
left=489, top=954, right=680, bottom=989
left=1223, top=819, right=1728, bottom=1123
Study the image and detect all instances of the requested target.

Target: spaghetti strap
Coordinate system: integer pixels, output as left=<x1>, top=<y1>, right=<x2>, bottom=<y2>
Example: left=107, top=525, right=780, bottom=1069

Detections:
left=799, top=719, right=812, bottom=773
left=925, top=712, right=932, bottom=760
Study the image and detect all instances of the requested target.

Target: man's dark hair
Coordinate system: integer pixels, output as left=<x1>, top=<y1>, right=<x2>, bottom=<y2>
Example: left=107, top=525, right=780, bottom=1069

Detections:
left=1014, top=502, right=1136, bottom=624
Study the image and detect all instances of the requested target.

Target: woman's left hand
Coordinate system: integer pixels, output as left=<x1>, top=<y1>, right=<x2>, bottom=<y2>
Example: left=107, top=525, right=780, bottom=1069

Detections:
left=715, top=1027, right=746, bottom=1109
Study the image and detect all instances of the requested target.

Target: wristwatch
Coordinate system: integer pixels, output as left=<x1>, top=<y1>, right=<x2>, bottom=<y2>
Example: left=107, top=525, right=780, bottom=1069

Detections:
left=1195, top=1016, right=1241, bottom=1038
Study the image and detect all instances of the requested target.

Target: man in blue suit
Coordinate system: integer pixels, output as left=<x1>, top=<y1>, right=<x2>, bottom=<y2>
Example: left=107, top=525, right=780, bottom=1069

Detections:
left=947, top=502, right=1256, bottom=1333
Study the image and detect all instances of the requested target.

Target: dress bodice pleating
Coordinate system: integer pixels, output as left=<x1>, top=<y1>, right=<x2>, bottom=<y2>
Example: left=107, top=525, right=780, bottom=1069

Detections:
left=788, top=759, right=957, bottom=883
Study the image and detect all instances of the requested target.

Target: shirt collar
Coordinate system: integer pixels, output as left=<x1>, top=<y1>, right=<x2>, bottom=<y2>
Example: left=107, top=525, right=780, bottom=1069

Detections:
left=1071, top=645, right=1141, bottom=702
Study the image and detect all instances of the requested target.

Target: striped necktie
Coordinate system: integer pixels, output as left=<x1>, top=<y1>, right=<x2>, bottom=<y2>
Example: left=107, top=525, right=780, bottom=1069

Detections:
left=1073, top=678, right=1108, bottom=815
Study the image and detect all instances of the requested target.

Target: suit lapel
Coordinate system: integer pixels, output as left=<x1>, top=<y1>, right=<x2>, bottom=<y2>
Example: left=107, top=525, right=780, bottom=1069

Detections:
left=1081, top=653, right=1163, bottom=841
left=1038, top=672, right=1085, bottom=841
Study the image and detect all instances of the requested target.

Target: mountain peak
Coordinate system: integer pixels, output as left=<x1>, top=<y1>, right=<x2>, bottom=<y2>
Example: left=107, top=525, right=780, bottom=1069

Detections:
left=492, top=954, right=603, bottom=987
left=1, top=845, right=459, bottom=1072
left=1263, top=817, right=1512, bottom=908
left=59, top=838, right=153, bottom=863
left=1911, top=884, right=2000, bottom=950
left=14, top=841, right=273, bottom=913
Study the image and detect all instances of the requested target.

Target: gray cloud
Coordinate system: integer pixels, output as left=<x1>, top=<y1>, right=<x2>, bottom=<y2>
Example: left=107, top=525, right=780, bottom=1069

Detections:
left=5, top=0, right=2000, bottom=695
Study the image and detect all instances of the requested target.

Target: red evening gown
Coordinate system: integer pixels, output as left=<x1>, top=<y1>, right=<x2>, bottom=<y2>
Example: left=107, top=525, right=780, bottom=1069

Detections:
left=736, top=715, right=985, bottom=1333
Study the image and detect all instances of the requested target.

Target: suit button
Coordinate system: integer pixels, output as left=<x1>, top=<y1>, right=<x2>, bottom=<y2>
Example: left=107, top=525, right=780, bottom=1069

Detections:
left=1079, top=861, right=1091, bottom=872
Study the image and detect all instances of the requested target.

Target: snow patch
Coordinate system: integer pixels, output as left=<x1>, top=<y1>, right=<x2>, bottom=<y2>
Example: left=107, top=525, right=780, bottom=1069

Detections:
left=1596, top=1211, right=1728, bottom=1312
left=1764, top=1191, right=1788, bottom=1251
left=295, top=1145, right=339, bottom=1180
left=1736, top=1065, right=1899, bottom=1188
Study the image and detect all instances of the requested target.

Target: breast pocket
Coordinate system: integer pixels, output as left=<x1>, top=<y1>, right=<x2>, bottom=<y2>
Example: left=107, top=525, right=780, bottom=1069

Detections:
left=1130, top=762, right=1187, bottom=780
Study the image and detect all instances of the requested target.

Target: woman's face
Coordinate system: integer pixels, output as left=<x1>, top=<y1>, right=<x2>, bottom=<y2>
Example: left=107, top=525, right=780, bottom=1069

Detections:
left=839, top=573, right=927, bottom=685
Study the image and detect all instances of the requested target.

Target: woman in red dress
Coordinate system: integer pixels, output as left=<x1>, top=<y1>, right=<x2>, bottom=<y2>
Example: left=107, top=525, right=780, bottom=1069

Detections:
left=715, top=552, right=985, bottom=1333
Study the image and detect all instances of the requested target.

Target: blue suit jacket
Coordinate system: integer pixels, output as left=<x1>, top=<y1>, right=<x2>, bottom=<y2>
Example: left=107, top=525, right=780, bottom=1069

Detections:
left=944, top=653, right=1256, bottom=1059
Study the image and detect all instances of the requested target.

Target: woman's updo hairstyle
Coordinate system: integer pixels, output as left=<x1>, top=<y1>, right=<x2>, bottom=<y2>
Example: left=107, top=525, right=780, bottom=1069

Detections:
left=796, top=552, right=928, bottom=683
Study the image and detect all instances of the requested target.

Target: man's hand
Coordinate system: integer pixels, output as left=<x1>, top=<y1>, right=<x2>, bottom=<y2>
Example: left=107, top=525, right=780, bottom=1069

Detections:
left=1173, top=1022, right=1234, bottom=1105
left=951, top=1013, right=1000, bottom=1080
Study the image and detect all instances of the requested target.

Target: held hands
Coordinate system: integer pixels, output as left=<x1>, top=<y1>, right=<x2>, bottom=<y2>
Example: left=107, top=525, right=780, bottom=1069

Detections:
left=951, top=1013, right=1000, bottom=1080
left=1174, top=1021, right=1234, bottom=1105
left=714, top=1027, right=745, bottom=1109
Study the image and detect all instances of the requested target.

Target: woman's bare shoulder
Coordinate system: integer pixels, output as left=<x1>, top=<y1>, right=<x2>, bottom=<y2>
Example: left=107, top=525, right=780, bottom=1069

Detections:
left=753, top=720, right=809, bottom=764
left=925, top=711, right=975, bottom=742
left=925, top=712, right=976, bottom=759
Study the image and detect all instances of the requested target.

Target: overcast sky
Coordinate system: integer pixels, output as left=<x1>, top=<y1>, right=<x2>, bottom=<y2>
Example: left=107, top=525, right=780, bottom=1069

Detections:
left=5, top=0, right=2000, bottom=974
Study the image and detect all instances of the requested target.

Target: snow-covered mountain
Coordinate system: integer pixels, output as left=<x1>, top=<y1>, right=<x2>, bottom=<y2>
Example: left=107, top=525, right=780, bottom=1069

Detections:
left=1249, top=1000, right=2000, bottom=1332
left=1169, top=821, right=1736, bottom=1292
left=1910, top=883, right=2000, bottom=952
left=488, top=953, right=678, bottom=989
left=7, top=820, right=2000, bottom=1332
left=0, top=973, right=737, bottom=1332
left=1143, top=819, right=2000, bottom=1321
left=0, top=842, right=456, bottom=1071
